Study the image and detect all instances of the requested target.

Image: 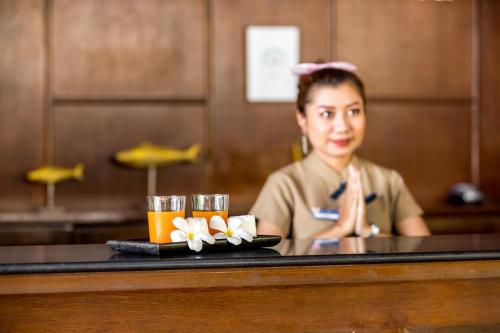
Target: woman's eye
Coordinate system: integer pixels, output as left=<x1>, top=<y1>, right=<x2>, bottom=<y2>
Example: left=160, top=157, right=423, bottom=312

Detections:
left=347, top=108, right=361, bottom=117
left=320, top=110, right=333, bottom=119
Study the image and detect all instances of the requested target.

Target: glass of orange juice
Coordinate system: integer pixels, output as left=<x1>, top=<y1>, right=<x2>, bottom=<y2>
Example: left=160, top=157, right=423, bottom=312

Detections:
left=147, top=195, right=185, bottom=243
left=191, top=194, right=229, bottom=235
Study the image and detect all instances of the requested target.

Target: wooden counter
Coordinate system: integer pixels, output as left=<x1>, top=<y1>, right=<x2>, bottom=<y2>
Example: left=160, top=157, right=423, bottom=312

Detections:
left=1, top=234, right=500, bottom=332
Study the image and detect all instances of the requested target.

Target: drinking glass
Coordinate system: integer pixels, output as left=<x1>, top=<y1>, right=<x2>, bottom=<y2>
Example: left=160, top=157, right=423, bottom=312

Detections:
left=191, top=194, right=229, bottom=235
left=147, top=195, right=186, bottom=243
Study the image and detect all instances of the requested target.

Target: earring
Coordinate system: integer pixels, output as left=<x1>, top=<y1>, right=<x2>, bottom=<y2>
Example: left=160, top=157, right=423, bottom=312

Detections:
left=301, top=134, right=309, bottom=156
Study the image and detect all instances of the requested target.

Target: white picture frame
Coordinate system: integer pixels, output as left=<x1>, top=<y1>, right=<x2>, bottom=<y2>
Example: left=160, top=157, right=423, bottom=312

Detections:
left=246, top=26, right=300, bottom=103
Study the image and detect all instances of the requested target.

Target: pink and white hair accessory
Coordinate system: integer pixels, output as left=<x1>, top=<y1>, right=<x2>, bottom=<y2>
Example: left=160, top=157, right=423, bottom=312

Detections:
left=290, top=61, right=358, bottom=76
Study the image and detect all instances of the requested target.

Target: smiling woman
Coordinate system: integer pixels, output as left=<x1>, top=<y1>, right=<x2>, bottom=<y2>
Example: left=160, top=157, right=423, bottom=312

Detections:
left=249, top=62, right=431, bottom=239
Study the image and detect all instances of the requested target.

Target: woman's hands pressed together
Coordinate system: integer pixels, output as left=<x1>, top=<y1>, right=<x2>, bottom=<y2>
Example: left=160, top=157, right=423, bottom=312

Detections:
left=337, top=166, right=370, bottom=237
left=314, top=165, right=372, bottom=239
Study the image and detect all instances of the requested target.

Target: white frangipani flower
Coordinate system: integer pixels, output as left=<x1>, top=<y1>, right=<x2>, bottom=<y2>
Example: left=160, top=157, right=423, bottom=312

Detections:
left=234, top=215, right=257, bottom=237
left=170, top=217, right=215, bottom=252
left=209, top=216, right=254, bottom=245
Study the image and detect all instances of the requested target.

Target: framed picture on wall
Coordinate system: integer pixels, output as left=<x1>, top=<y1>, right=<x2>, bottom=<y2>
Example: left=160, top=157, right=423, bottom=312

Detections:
left=245, top=26, right=300, bottom=102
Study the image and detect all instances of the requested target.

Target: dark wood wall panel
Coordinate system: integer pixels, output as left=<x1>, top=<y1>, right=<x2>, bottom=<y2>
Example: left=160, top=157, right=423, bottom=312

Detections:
left=52, top=0, right=206, bottom=99
left=0, top=0, right=45, bottom=210
left=479, top=0, right=500, bottom=202
left=358, top=103, right=471, bottom=211
left=1, top=0, right=500, bottom=234
left=335, top=0, right=472, bottom=98
left=212, top=0, right=330, bottom=213
left=53, top=105, right=207, bottom=210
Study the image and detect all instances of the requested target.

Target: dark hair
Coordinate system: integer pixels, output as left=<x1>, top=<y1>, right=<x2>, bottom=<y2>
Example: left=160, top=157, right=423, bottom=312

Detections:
left=296, top=67, right=366, bottom=114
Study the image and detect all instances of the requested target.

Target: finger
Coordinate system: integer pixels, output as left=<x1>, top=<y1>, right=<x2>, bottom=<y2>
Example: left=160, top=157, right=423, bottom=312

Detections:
left=347, top=169, right=361, bottom=198
left=348, top=167, right=357, bottom=191
left=343, top=183, right=354, bottom=204
left=348, top=164, right=354, bottom=174
left=355, top=194, right=368, bottom=236
left=353, top=176, right=365, bottom=235
left=343, top=191, right=358, bottom=214
left=355, top=216, right=362, bottom=235
left=357, top=177, right=364, bottom=200
left=340, top=187, right=355, bottom=206
left=345, top=171, right=354, bottom=192
left=348, top=166, right=359, bottom=189
left=355, top=203, right=366, bottom=235
left=341, top=192, right=357, bottom=215
left=352, top=168, right=363, bottom=196
left=347, top=199, right=359, bottom=231
left=349, top=164, right=358, bottom=177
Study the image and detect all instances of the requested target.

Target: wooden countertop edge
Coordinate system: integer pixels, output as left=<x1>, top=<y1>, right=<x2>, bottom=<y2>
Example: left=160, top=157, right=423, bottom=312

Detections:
left=1, top=260, right=499, bottom=295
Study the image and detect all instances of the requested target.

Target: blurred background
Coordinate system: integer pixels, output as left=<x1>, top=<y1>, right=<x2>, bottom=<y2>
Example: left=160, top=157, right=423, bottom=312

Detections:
left=1, top=0, right=499, bottom=244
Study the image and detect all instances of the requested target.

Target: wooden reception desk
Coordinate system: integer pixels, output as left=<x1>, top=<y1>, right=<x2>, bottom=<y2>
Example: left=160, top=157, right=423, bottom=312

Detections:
left=1, top=234, right=500, bottom=332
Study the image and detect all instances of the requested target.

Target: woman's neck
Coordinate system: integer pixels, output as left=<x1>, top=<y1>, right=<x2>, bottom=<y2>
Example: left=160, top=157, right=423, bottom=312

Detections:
left=314, top=150, right=353, bottom=172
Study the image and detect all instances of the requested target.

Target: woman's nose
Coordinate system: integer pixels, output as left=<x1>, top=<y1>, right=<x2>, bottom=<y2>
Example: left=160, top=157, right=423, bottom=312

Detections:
left=332, top=113, right=349, bottom=132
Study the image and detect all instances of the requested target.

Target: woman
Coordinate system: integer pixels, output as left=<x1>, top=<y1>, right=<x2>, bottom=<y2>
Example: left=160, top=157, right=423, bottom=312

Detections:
left=250, top=62, right=430, bottom=239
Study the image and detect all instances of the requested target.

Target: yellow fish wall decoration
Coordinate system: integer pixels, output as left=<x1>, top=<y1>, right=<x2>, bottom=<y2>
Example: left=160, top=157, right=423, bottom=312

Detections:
left=114, top=143, right=201, bottom=169
left=26, top=164, right=84, bottom=184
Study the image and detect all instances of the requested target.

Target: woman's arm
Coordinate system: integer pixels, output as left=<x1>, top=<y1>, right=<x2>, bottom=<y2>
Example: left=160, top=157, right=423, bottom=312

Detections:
left=313, top=224, right=351, bottom=238
left=257, top=220, right=287, bottom=238
left=396, top=216, right=431, bottom=236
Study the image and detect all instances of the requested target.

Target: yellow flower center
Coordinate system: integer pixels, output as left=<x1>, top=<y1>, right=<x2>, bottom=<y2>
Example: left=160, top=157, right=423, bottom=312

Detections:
left=226, top=229, right=233, bottom=237
left=186, top=231, right=194, bottom=240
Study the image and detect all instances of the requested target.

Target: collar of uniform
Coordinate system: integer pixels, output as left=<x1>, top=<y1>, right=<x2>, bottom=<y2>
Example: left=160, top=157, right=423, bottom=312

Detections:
left=303, top=150, right=361, bottom=179
left=302, top=151, right=376, bottom=203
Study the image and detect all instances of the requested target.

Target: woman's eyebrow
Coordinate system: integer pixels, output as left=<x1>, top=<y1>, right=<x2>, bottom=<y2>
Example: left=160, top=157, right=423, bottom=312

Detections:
left=317, top=104, right=336, bottom=109
left=345, top=101, right=361, bottom=108
left=317, top=101, right=361, bottom=109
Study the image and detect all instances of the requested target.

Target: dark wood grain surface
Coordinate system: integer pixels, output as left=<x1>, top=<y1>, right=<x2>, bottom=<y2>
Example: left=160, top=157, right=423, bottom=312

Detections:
left=479, top=0, right=500, bottom=203
left=211, top=0, right=330, bottom=212
left=0, top=0, right=45, bottom=210
left=1, top=234, right=499, bottom=331
left=52, top=104, right=208, bottom=211
left=359, top=103, right=471, bottom=210
left=1, top=0, right=500, bottom=238
left=335, top=0, right=472, bottom=98
left=52, top=0, right=207, bottom=99
left=0, top=259, right=499, bottom=332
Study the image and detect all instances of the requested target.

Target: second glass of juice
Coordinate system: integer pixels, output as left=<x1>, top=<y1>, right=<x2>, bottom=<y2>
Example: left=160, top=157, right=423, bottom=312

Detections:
left=191, top=194, right=229, bottom=235
left=147, top=195, right=186, bottom=243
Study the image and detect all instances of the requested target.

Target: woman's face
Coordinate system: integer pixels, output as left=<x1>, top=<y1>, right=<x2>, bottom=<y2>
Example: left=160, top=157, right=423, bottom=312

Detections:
left=297, top=83, right=366, bottom=164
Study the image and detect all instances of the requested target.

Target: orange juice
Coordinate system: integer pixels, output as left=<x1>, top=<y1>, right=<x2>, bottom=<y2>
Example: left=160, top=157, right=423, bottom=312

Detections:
left=192, top=210, right=228, bottom=235
left=147, top=210, right=185, bottom=243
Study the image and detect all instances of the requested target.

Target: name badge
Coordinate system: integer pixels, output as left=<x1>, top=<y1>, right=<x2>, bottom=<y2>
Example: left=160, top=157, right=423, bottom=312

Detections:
left=311, top=207, right=339, bottom=222
left=311, top=238, right=340, bottom=250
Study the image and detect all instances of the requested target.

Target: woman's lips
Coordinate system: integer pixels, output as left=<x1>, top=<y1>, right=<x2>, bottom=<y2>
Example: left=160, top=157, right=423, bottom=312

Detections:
left=331, top=139, right=352, bottom=147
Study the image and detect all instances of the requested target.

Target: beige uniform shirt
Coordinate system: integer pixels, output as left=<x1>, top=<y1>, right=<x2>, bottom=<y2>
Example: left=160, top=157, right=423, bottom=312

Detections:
left=249, top=151, right=423, bottom=239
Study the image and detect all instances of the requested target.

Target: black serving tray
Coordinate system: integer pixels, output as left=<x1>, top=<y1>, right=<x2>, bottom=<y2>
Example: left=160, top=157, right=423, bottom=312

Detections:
left=106, top=235, right=282, bottom=256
